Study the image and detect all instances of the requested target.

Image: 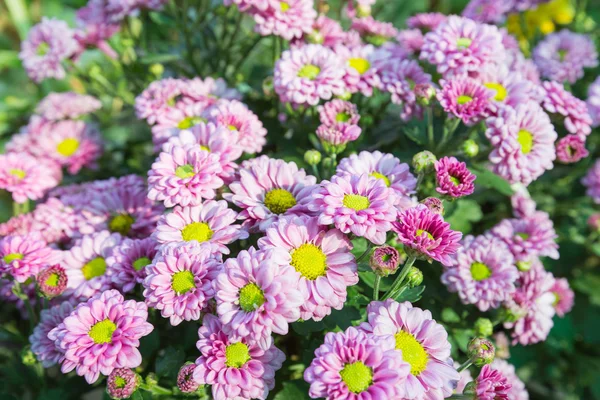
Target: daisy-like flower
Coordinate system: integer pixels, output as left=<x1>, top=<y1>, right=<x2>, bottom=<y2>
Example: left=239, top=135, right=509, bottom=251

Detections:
left=337, top=151, right=417, bottom=209
left=225, top=156, right=317, bottom=232
left=420, top=16, right=505, bottom=77
left=442, top=235, right=518, bottom=311
left=533, top=30, right=598, bottom=84
left=470, top=365, right=512, bottom=399
left=438, top=78, right=493, bottom=125
left=150, top=100, right=210, bottom=149
left=36, top=265, right=68, bottom=298
left=587, top=76, right=600, bottom=127
left=351, top=16, right=398, bottom=47
left=0, top=152, right=61, bottom=204
left=0, top=233, right=57, bottom=283
left=550, top=277, right=574, bottom=317
left=135, top=78, right=188, bottom=125
left=215, top=247, right=303, bottom=349
left=62, top=230, right=122, bottom=299
left=542, top=81, right=592, bottom=138
left=106, top=237, right=158, bottom=293
left=154, top=201, right=247, bottom=254
left=556, top=134, right=589, bottom=164
left=35, top=92, right=101, bottom=121
left=435, top=156, right=476, bottom=198
left=335, top=44, right=381, bottom=97
left=19, top=18, right=80, bottom=82
left=258, top=215, right=359, bottom=321
left=393, top=204, right=462, bottom=266
left=274, top=44, right=346, bottom=106
left=304, top=326, right=410, bottom=399
left=582, top=159, right=600, bottom=203
left=48, top=289, right=153, bottom=384
left=318, top=99, right=360, bottom=127
left=485, top=101, right=557, bottom=186
left=462, top=0, right=512, bottom=24
left=309, top=174, right=397, bottom=245
left=193, top=314, right=285, bottom=400
left=143, top=242, right=221, bottom=326
left=407, top=12, right=447, bottom=31
left=360, top=299, right=461, bottom=400
left=29, top=301, right=74, bottom=367
left=107, top=368, right=140, bottom=399
left=489, top=211, right=559, bottom=262
left=252, top=0, right=317, bottom=41
left=491, top=359, right=529, bottom=400
left=147, top=145, right=224, bottom=208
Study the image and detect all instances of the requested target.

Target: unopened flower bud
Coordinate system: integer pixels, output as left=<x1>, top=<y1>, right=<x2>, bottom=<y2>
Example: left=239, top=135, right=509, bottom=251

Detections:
left=177, top=363, right=199, bottom=393
left=462, top=139, right=479, bottom=157
left=307, top=30, right=325, bottom=44
left=149, top=63, right=164, bottom=77
left=262, top=76, right=274, bottom=97
left=107, top=368, right=139, bottom=399
left=356, top=5, right=372, bottom=18
left=588, top=214, right=600, bottom=231
left=467, top=337, right=495, bottom=366
left=21, top=347, right=36, bottom=366
left=474, top=318, right=493, bottom=337
left=37, top=265, right=68, bottom=298
left=370, top=246, right=400, bottom=277
left=145, top=372, right=159, bottom=387
left=322, top=157, right=334, bottom=170
left=412, top=151, right=437, bottom=174
left=420, top=197, right=444, bottom=215
left=406, top=267, right=423, bottom=287
left=337, top=91, right=352, bottom=101
left=414, top=83, right=436, bottom=106
left=304, top=150, right=322, bottom=166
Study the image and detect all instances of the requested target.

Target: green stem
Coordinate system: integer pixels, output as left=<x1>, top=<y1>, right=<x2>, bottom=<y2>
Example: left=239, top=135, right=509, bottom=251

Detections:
left=382, top=256, right=416, bottom=300
left=311, top=164, right=321, bottom=181
left=456, top=359, right=473, bottom=373
left=13, top=282, right=36, bottom=331
left=356, top=242, right=374, bottom=263
left=373, top=275, right=381, bottom=300
left=426, top=106, right=434, bottom=148
left=438, top=118, right=461, bottom=151
left=140, top=383, right=173, bottom=396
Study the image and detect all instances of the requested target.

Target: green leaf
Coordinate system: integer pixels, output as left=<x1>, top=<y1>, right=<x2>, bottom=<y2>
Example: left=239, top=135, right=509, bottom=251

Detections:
left=274, top=380, right=311, bottom=400
left=292, top=319, right=326, bottom=335
left=324, top=305, right=362, bottom=331
left=130, top=391, right=144, bottom=400
left=403, top=126, right=426, bottom=145
left=155, top=346, right=185, bottom=379
left=139, top=54, right=181, bottom=64
left=395, top=285, right=425, bottom=303
left=470, top=165, right=514, bottom=196
left=446, top=199, right=483, bottom=233
left=441, top=307, right=461, bottom=323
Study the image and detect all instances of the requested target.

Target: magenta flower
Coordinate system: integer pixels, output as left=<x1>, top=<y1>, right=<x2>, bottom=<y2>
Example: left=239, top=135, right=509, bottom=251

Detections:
left=438, top=78, right=493, bottom=125
left=106, top=237, right=158, bottom=293
left=407, top=13, right=447, bottom=31
left=215, top=247, right=303, bottom=349
left=351, top=16, right=398, bottom=47
left=318, top=99, right=360, bottom=127
left=309, top=174, right=397, bottom=245
left=143, top=242, right=221, bottom=326
left=305, top=326, right=410, bottom=399
left=435, top=156, right=476, bottom=198
left=587, top=76, right=600, bottom=127
left=0, top=152, right=61, bottom=204
left=380, top=59, right=432, bottom=121
left=36, top=92, right=101, bottom=121
left=37, top=265, right=68, bottom=298
left=258, top=215, right=359, bottom=321
left=0, top=233, right=57, bottom=283
left=274, top=44, right=346, bottom=106
left=582, top=160, right=600, bottom=203
left=177, top=363, right=199, bottom=393
left=551, top=277, right=574, bottom=317
left=29, top=301, right=74, bottom=367
left=442, top=235, right=518, bottom=311
left=252, top=0, right=317, bottom=41
left=490, top=360, right=529, bottom=400
left=360, top=300, right=460, bottom=399
left=542, top=81, right=592, bottom=138
left=556, top=134, right=589, bottom=164
left=147, top=145, right=224, bottom=208
left=473, top=364, right=512, bottom=399
left=224, top=155, right=317, bottom=232
left=48, top=289, right=153, bottom=383
left=74, top=0, right=120, bottom=57
left=193, top=314, right=285, bottom=400
left=393, top=204, right=462, bottom=266
left=107, top=368, right=139, bottom=399
left=335, top=44, right=382, bottom=97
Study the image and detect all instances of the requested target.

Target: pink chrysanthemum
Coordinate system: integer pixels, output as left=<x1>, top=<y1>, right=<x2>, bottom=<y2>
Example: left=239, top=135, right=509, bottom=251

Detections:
left=542, top=81, right=592, bottom=138
left=215, top=247, right=303, bottom=349
left=186, top=76, right=241, bottom=102
left=587, top=76, right=600, bottom=127
left=335, top=44, right=381, bottom=97
left=62, top=230, right=122, bottom=299
left=533, top=30, right=598, bottom=84
left=74, top=0, right=120, bottom=57
left=48, top=289, right=153, bottom=384
left=582, top=159, right=600, bottom=203
left=135, top=78, right=188, bottom=125
left=305, top=326, right=410, bottom=399
left=36, top=92, right=101, bottom=121
left=177, top=363, right=199, bottom=393
left=360, top=300, right=461, bottom=400
left=0, top=233, right=57, bottom=283
left=29, top=301, right=74, bottom=368
left=150, top=100, right=210, bottom=149
left=393, top=204, right=462, bottom=266
left=37, top=265, right=68, bottom=298
left=252, top=0, right=317, bottom=41
left=316, top=122, right=362, bottom=147
left=318, top=99, right=360, bottom=127
left=224, top=156, right=317, bottom=232
left=396, top=29, right=425, bottom=54
left=143, top=242, right=221, bottom=326
left=309, top=174, right=397, bottom=245
left=420, top=16, right=504, bottom=77
left=473, top=365, right=512, bottom=400
left=274, top=44, right=346, bottom=106
left=556, top=134, right=589, bottom=164
left=462, top=0, right=512, bottom=24
left=491, top=360, right=529, bottom=400
left=193, top=314, right=285, bottom=400
left=147, top=145, right=224, bottom=208
left=154, top=201, right=248, bottom=254
left=107, top=368, right=139, bottom=399
left=511, top=187, right=537, bottom=219
left=508, top=51, right=542, bottom=85
left=106, top=237, right=158, bottom=293
left=0, top=152, right=61, bottom=203
left=442, top=235, right=518, bottom=311
left=380, top=59, right=433, bottom=121
left=550, top=277, right=574, bottom=317
left=438, top=78, right=493, bottom=124
left=258, top=215, right=359, bottom=321
left=485, top=101, right=557, bottom=186
left=351, top=17, right=398, bottom=47
left=297, top=15, right=347, bottom=48
left=19, top=18, right=80, bottom=82
left=407, top=13, right=447, bottom=31
left=435, top=156, right=476, bottom=198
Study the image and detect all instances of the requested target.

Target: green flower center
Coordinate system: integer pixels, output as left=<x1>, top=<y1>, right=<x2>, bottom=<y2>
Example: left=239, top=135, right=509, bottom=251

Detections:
left=82, top=257, right=107, bottom=280
left=456, top=37, right=472, bottom=49
left=553, top=292, right=561, bottom=306
left=370, top=172, right=391, bottom=187
left=470, top=262, right=492, bottom=281
left=517, top=129, right=533, bottom=154
left=364, top=34, right=388, bottom=47
left=280, top=1, right=290, bottom=11
left=171, top=270, right=195, bottom=295
left=177, top=116, right=205, bottom=130
left=395, top=330, right=429, bottom=376
left=9, top=169, right=26, bottom=180
left=133, top=257, right=152, bottom=271
left=457, top=95, right=473, bottom=105
left=343, top=194, right=370, bottom=211
left=225, top=342, right=251, bottom=368
left=298, top=64, right=321, bottom=80
left=416, top=229, right=434, bottom=240
left=239, top=283, right=265, bottom=312
left=114, top=376, right=127, bottom=389
left=175, top=164, right=195, bottom=179
left=349, top=57, right=371, bottom=75
left=3, top=253, right=24, bottom=263
left=558, top=49, right=567, bottom=61
left=484, top=82, right=508, bottom=102
left=450, top=176, right=461, bottom=186
left=264, top=188, right=297, bottom=214
left=45, top=273, right=60, bottom=287
left=88, top=319, right=117, bottom=344
left=109, top=214, right=135, bottom=236
left=181, top=222, right=214, bottom=243
left=336, top=112, right=352, bottom=123
left=516, top=232, right=529, bottom=240
left=36, top=42, right=50, bottom=56
left=56, top=138, right=80, bottom=157
left=340, top=361, right=373, bottom=394
left=290, top=243, right=327, bottom=280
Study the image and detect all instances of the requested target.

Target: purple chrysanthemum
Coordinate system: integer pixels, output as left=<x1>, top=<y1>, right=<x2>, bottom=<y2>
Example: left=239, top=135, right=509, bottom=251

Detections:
left=304, top=326, right=410, bottom=399
left=393, top=204, right=462, bottom=266
left=106, top=237, right=158, bottom=293
left=252, top=0, right=317, bottom=41
left=0, top=233, right=57, bottom=283
left=37, top=265, right=68, bottom=298
left=407, top=13, right=447, bottom=31
left=473, top=365, right=512, bottom=399
left=587, top=76, right=600, bottom=127
left=438, top=78, right=493, bottom=125
left=0, top=152, right=61, bottom=204
left=35, top=92, right=101, bottom=121
left=542, top=80, right=592, bottom=138
left=396, top=29, right=425, bottom=54
left=582, top=159, right=600, bottom=203
left=177, top=363, right=199, bottom=393
left=550, top=277, right=574, bottom=317
left=491, top=360, right=529, bottom=400
left=106, top=368, right=139, bottom=399
left=29, top=301, right=74, bottom=367
left=442, top=235, right=518, bottom=311
left=74, top=0, right=120, bottom=58
left=48, top=289, right=153, bottom=383
left=351, top=16, right=398, bottom=47
left=556, top=134, right=589, bottom=164
left=258, top=215, right=359, bottom=321
left=193, top=314, right=285, bottom=400
left=462, top=0, right=512, bottom=24
left=435, top=156, right=476, bottom=198
left=318, top=99, right=360, bottom=127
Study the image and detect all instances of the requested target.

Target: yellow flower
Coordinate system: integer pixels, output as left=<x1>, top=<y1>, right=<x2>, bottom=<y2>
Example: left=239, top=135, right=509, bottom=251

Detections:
left=507, top=0, right=575, bottom=42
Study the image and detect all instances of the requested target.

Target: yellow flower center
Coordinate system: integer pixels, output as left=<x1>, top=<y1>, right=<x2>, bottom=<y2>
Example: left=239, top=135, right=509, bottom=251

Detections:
left=470, top=262, right=492, bottom=281
left=456, top=37, right=472, bottom=49
left=9, top=169, right=26, bottom=180
left=457, top=95, right=473, bottom=105
left=171, top=270, right=195, bottom=295
left=82, top=257, right=107, bottom=280
left=200, top=145, right=210, bottom=152
left=450, top=176, right=461, bottom=186
left=225, top=342, right=251, bottom=368
left=3, top=253, right=24, bottom=263
left=298, top=64, right=321, bottom=80
left=239, top=283, right=265, bottom=312
left=181, top=222, right=214, bottom=243
left=340, top=361, right=373, bottom=394
left=133, top=257, right=152, bottom=271
left=336, top=112, right=352, bottom=123
left=349, top=57, right=371, bottom=75
left=484, top=82, right=508, bottom=102
left=177, top=116, right=205, bottom=130
left=364, top=34, right=388, bottom=47
left=175, top=164, right=195, bottom=179
left=109, top=214, right=135, bottom=236
left=416, top=229, right=434, bottom=240
left=57, top=138, right=80, bottom=157
left=343, top=194, right=370, bottom=211
left=264, top=188, right=297, bottom=214
left=290, top=243, right=327, bottom=280
left=88, top=319, right=117, bottom=344
left=280, top=1, right=290, bottom=11
left=370, top=172, right=391, bottom=187
left=114, top=376, right=127, bottom=388
left=45, top=273, right=60, bottom=287
left=395, top=330, right=429, bottom=376
left=518, top=129, right=533, bottom=154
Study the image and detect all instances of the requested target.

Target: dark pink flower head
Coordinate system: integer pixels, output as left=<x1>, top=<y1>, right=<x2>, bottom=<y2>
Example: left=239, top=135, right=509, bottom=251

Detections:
left=472, top=365, right=512, bottom=400
left=582, top=159, right=600, bottom=204
left=556, top=134, right=589, bottom=164
left=48, top=289, right=153, bottom=384
left=551, top=277, right=574, bottom=317
left=107, top=368, right=139, bottom=399
left=37, top=265, right=68, bottom=298
left=252, top=0, right=317, bottom=41
left=36, top=92, right=102, bottom=121
left=0, top=152, right=61, bottom=204
left=393, top=204, right=462, bottom=266
left=435, top=156, right=476, bottom=198
left=177, top=363, right=199, bottom=393
left=438, top=78, right=493, bottom=125
left=318, top=99, right=361, bottom=127
left=407, top=13, right=447, bottom=31
left=106, top=237, right=158, bottom=293
left=304, top=326, right=410, bottom=399
left=193, top=314, right=285, bottom=400
left=351, top=16, right=398, bottom=47
left=491, top=359, right=529, bottom=400
left=29, top=301, right=74, bottom=368
left=542, top=81, right=592, bottom=138
left=0, top=233, right=57, bottom=283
